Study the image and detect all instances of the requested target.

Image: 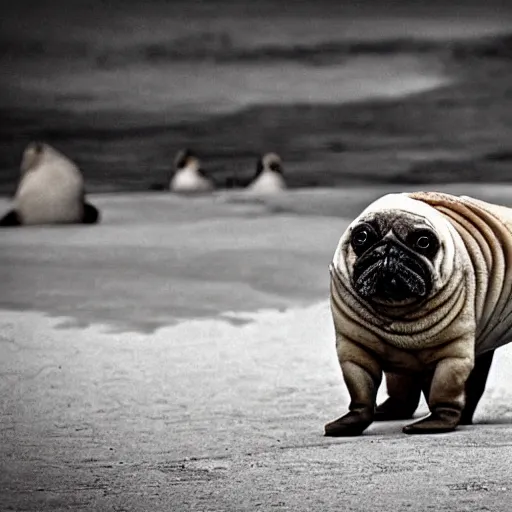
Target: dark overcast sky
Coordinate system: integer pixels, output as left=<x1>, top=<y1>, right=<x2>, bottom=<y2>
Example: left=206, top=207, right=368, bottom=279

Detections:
left=2, top=0, right=511, bottom=45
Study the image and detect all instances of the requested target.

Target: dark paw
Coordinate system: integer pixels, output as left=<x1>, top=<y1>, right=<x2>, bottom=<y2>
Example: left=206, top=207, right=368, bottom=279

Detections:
left=324, top=412, right=372, bottom=437
left=403, top=409, right=460, bottom=435
left=374, top=398, right=416, bottom=421
left=83, top=203, right=100, bottom=224
left=0, top=209, right=21, bottom=227
left=458, top=414, right=474, bottom=426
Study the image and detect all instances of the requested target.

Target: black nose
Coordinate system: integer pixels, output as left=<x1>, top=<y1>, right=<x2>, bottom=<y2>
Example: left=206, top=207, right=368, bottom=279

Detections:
left=372, top=243, right=399, bottom=259
left=373, top=245, right=386, bottom=257
left=352, top=240, right=431, bottom=303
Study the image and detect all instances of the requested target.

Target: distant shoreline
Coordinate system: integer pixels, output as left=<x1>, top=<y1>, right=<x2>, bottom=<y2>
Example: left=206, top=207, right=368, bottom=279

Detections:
left=1, top=32, right=512, bottom=194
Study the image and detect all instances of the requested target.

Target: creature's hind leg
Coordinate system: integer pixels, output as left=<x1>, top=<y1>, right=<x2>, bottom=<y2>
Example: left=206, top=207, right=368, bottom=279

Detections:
left=374, top=372, right=422, bottom=421
left=0, top=209, right=21, bottom=227
left=460, top=349, right=495, bottom=425
left=83, top=203, right=100, bottom=224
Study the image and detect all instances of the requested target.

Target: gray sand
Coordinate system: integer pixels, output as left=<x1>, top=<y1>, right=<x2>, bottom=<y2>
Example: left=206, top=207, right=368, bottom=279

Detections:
left=1, top=189, right=512, bottom=511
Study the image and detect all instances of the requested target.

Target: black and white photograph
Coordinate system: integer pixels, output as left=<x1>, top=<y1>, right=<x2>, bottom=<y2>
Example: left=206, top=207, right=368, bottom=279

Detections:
left=1, top=0, right=512, bottom=510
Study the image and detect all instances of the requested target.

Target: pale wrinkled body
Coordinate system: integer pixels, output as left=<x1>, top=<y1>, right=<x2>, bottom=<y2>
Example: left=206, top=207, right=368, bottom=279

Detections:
left=15, top=145, right=85, bottom=225
left=246, top=170, right=286, bottom=194
left=331, top=192, right=512, bottom=359
left=326, top=191, right=512, bottom=435
left=416, top=193, right=512, bottom=355
left=170, top=167, right=213, bottom=193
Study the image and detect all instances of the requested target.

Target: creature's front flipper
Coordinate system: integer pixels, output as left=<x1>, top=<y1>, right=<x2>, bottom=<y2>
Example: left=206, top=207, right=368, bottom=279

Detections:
left=0, top=209, right=21, bottom=227
left=83, top=203, right=100, bottom=224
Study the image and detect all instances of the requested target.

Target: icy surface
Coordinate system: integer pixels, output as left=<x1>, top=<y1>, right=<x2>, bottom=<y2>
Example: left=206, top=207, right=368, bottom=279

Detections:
left=2, top=188, right=512, bottom=510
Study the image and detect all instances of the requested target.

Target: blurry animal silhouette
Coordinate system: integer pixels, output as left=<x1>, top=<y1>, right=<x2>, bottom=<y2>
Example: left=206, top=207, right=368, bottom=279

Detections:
left=0, top=142, right=100, bottom=227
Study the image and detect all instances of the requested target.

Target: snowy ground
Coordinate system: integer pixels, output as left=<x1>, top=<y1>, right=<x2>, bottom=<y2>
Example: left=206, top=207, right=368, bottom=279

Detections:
left=1, top=187, right=512, bottom=511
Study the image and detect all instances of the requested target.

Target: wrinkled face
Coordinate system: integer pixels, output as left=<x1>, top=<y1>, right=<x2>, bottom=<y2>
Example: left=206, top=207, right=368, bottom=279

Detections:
left=348, top=210, right=441, bottom=304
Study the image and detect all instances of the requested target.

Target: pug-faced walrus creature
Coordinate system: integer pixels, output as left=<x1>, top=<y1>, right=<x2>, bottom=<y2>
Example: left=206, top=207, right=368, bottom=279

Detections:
left=246, top=152, right=286, bottom=194
left=325, top=191, right=512, bottom=436
left=0, top=142, right=100, bottom=227
left=169, top=149, right=215, bottom=194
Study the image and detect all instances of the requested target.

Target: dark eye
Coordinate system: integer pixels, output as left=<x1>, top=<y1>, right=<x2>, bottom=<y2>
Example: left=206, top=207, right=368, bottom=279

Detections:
left=408, top=229, right=439, bottom=258
left=350, top=224, right=378, bottom=255
left=416, top=236, right=430, bottom=249
left=353, top=229, right=369, bottom=246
